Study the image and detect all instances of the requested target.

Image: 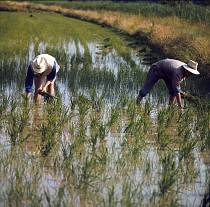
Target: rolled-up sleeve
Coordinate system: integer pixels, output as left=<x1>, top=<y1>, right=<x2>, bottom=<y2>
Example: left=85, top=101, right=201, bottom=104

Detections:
left=25, top=64, right=34, bottom=93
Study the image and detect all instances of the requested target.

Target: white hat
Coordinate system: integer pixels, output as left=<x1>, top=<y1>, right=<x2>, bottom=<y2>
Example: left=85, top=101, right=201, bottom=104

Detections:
left=32, top=56, right=50, bottom=74
left=182, top=60, right=200, bottom=75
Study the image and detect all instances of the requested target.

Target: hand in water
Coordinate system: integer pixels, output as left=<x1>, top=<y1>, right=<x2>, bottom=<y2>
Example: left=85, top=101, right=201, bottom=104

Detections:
left=180, top=106, right=184, bottom=113
left=37, top=87, right=46, bottom=94
left=41, top=87, right=47, bottom=93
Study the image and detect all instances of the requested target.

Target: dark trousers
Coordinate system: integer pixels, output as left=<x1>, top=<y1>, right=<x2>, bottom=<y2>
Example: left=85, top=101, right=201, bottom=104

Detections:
left=138, top=66, right=175, bottom=97
left=139, top=66, right=159, bottom=97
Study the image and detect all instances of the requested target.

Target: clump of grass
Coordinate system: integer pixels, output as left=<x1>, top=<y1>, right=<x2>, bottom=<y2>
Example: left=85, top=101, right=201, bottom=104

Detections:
left=0, top=94, right=10, bottom=129
left=0, top=91, right=209, bottom=206
left=1, top=149, right=43, bottom=206
left=156, top=106, right=176, bottom=150
left=74, top=95, right=92, bottom=118
left=107, top=107, right=120, bottom=130
left=39, top=122, right=56, bottom=156
left=50, top=1, right=210, bottom=25
left=0, top=94, right=9, bottom=116
left=90, top=87, right=105, bottom=112
left=195, top=102, right=210, bottom=150
left=89, top=114, right=107, bottom=151
left=120, top=180, right=143, bottom=206
left=158, top=152, right=178, bottom=195
left=40, top=99, right=69, bottom=156
left=0, top=19, right=209, bottom=204
left=122, top=101, right=152, bottom=159
left=1, top=1, right=210, bottom=70
left=6, top=97, right=30, bottom=145
left=101, top=185, right=118, bottom=207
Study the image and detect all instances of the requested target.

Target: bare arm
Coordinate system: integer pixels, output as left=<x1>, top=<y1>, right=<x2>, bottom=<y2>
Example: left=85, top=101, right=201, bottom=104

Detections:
left=176, top=93, right=183, bottom=108
left=169, top=93, right=183, bottom=109
left=42, top=80, right=52, bottom=92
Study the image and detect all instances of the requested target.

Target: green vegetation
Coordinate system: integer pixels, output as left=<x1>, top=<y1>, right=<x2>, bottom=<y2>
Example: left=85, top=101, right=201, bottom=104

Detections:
left=1, top=1, right=210, bottom=78
left=0, top=9, right=209, bottom=207
left=0, top=89, right=209, bottom=206
left=0, top=11, right=129, bottom=59
left=49, top=1, right=210, bottom=25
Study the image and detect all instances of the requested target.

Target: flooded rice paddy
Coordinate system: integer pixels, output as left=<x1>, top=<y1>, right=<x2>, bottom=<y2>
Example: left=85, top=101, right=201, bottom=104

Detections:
left=0, top=12, right=210, bottom=206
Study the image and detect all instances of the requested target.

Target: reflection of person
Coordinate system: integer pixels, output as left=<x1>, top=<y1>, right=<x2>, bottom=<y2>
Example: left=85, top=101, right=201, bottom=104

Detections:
left=136, top=59, right=200, bottom=109
left=25, top=54, right=60, bottom=103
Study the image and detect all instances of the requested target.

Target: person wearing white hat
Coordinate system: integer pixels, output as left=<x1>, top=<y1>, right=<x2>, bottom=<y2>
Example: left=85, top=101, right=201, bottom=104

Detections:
left=136, top=58, right=200, bottom=109
left=25, top=54, right=60, bottom=103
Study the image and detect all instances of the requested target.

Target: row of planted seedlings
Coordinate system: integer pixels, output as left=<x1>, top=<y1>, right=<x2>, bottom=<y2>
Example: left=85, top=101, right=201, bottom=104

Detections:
left=56, top=90, right=157, bottom=206
left=31, top=94, right=208, bottom=206
left=152, top=98, right=210, bottom=206
left=0, top=92, right=68, bottom=205
left=0, top=90, right=153, bottom=206
left=0, top=89, right=209, bottom=206
left=0, top=93, right=40, bottom=206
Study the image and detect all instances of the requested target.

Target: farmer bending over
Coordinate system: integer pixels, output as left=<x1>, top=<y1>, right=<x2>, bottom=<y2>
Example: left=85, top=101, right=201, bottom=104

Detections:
left=136, top=59, right=200, bottom=109
left=25, top=54, right=60, bottom=103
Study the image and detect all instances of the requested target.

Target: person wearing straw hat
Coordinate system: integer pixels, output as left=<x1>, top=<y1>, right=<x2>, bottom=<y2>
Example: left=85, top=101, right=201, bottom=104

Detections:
left=25, top=54, right=60, bottom=103
left=136, top=58, right=200, bottom=109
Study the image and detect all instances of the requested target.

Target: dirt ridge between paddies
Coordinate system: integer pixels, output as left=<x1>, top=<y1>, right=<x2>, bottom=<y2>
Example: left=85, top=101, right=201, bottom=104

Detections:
left=0, top=1, right=210, bottom=80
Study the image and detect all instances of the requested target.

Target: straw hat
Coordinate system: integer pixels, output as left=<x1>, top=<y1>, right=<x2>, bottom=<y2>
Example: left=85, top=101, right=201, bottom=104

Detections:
left=32, top=56, right=51, bottom=74
left=182, top=60, right=200, bottom=75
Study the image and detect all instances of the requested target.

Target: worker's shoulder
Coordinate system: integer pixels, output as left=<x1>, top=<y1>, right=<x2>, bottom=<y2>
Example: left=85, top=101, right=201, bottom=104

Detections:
left=156, top=58, right=185, bottom=68
left=157, top=58, right=183, bottom=64
left=38, top=54, right=55, bottom=60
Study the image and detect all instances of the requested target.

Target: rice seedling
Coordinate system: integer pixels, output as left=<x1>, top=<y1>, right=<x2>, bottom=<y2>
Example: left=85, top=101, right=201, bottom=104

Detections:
left=4, top=166, right=42, bottom=206
left=101, top=185, right=118, bottom=207
left=90, top=87, right=105, bottom=112
left=89, top=115, right=106, bottom=150
left=0, top=94, right=10, bottom=129
left=61, top=141, right=75, bottom=163
left=1, top=90, right=209, bottom=206
left=39, top=99, right=69, bottom=157
left=0, top=94, right=9, bottom=117
left=0, top=8, right=209, bottom=207
left=156, top=106, right=175, bottom=150
left=195, top=103, right=210, bottom=150
left=39, top=123, right=56, bottom=157
left=158, top=151, right=178, bottom=196
left=75, top=95, right=92, bottom=118
left=107, top=107, right=120, bottom=130
left=120, top=181, right=143, bottom=207
left=0, top=148, right=43, bottom=206
left=6, top=97, right=30, bottom=145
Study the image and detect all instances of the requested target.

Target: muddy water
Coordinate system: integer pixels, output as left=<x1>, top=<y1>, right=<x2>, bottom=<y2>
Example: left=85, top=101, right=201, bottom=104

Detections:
left=0, top=12, right=209, bottom=206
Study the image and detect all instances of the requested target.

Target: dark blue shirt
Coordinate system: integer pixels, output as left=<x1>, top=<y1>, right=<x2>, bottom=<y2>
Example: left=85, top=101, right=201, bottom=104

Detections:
left=152, top=59, right=185, bottom=96
left=25, top=62, right=57, bottom=93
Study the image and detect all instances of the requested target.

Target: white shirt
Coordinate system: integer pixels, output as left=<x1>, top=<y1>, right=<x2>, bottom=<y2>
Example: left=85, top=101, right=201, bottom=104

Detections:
left=36, top=54, right=60, bottom=72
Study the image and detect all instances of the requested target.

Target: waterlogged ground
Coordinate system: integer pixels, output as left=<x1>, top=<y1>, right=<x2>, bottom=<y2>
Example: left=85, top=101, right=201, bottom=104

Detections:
left=0, top=12, right=210, bottom=207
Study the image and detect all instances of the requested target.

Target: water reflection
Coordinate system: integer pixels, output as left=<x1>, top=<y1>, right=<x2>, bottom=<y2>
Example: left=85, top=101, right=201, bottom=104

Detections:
left=0, top=39, right=151, bottom=103
left=0, top=39, right=209, bottom=206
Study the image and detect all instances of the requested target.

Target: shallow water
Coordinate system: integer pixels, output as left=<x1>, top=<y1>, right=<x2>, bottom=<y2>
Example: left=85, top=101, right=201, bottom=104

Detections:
left=0, top=11, right=209, bottom=207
